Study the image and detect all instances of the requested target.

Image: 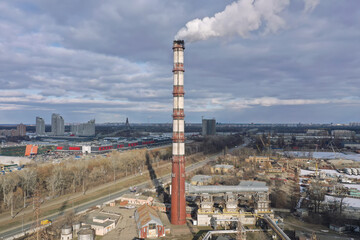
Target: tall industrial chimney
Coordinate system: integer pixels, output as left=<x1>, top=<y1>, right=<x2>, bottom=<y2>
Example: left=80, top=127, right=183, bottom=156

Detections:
left=171, top=40, right=186, bottom=225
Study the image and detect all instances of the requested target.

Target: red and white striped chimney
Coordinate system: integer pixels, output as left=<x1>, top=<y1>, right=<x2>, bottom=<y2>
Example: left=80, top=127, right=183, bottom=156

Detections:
left=171, top=40, right=186, bottom=225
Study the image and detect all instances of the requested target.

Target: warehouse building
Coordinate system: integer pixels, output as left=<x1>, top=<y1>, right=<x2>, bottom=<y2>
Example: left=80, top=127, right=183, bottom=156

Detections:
left=134, top=205, right=165, bottom=238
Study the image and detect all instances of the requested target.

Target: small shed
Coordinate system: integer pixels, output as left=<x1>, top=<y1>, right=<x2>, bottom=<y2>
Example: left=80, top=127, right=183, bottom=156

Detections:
left=211, top=164, right=234, bottom=174
left=329, top=224, right=346, bottom=233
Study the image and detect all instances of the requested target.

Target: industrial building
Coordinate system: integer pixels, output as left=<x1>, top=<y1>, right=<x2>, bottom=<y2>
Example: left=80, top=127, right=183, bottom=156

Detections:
left=331, top=130, right=355, bottom=139
left=134, top=205, right=166, bottom=239
left=171, top=40, right=186, bottom=225
left=306, top=129, right=328, bottom=136
left=51, top=113, right=64, bottom=136
left=70, top=119, right=95, bottom=136
left=186, top=181, right=273, bottom=227
left=202, top=118, right=216, bottom=136
left=36, top=117, right=45, bottom=135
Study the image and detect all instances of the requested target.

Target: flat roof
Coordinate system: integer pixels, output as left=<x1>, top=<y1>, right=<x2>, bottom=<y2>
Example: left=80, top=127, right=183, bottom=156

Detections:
left=214, top=164, right=234, bottom=169
left=191, top=175, right=212, bottom=182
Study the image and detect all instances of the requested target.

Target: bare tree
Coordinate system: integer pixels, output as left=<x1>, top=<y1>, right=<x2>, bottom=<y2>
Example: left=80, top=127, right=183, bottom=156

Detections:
left=307, top=181, right=326, bottom=213
left=47, top=165, right=67, bottom=197
left=334, top=185, right=348, bottom=215
left=19, top=169, right=37, bottom=208
left=1, top=174, right=20, bottom=217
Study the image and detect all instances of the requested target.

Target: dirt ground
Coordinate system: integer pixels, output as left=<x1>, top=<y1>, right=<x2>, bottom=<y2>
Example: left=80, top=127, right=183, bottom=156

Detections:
left=284, top=215, right=360, bottom=240
left=101, top=206, right=137, bottom=240
left=328, top=159, right=360, bottom=168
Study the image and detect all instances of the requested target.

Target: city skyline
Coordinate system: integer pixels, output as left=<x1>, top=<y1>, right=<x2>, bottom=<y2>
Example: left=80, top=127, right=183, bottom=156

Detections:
left=1, top=0, right=360, bottom=124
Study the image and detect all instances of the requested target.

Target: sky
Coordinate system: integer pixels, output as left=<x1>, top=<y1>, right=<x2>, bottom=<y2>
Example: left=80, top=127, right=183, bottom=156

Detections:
left=0, top=0, right=359, bottom=124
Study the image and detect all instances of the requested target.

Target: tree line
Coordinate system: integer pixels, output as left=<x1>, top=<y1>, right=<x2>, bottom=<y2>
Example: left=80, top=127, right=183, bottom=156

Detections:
left=0, top=147, right=172, bottom=217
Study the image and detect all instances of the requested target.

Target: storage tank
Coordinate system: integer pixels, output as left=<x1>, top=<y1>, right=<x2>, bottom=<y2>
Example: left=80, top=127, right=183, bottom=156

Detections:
left=77, top=229, right=94, bottom=240
left=351, top=168, right=357, bottom=175
left=72, top=222, right=81, bottom=237
left=61, top=225, right=72, bottom=240
left=345, top=168, right=352, bottom=175
left=80, top=224, right=91, bottom=229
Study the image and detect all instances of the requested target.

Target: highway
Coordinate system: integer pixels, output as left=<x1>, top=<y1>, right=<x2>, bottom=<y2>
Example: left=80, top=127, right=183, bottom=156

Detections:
left=0, top=151, right=217, bottom=240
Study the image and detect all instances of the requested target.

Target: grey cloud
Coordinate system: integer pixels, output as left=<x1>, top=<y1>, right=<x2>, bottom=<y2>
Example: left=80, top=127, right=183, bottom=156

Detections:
left=0, top=0, right=360, bottom=123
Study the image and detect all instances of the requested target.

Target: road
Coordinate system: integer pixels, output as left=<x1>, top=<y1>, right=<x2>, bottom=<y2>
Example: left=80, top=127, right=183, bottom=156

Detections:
left=0, top=149, right=223, bottom=240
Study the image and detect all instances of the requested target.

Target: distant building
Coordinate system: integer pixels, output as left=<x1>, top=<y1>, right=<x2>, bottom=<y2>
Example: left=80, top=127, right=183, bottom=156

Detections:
left=344, top=143, right=360, bottom=149
left=306, top=129, right=328, bottom=136
left=245, top=156, right=271, bottom=164
left=51, top=113, right=64, bottom=136
left=202, top=118, right=216, bottom=136
left=125, top=117, right=131, bottom=130
left=331, top=130, right=355, bottom=139
left=25, top=145, right=38, bottom=156
left=71, top=119, right=95, bottom=136
left=17, top=124, right=26, bottom=136
left=0, top=124, right=26, bottom=137
left=0, top=129, right=11, bottom=137
left=36, top=117, right=45, bottom=135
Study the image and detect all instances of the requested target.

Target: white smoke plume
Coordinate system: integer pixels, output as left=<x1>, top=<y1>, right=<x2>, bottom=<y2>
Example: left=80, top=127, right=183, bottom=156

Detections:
left=303, top=0, right=320, bottom=13
left=175, top=0, right=320, bottom=42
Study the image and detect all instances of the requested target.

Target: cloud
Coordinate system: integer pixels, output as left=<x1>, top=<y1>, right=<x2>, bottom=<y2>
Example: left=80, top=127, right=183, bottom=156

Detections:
left=1, top=0, right=360, bottom=124
left=303, top=0, right=320, bottom=13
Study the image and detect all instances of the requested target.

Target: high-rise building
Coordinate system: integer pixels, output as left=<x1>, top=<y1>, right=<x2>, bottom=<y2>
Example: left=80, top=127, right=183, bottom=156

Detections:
left=36, top=117, right=45, bottom=135
left=171, top=40, right=186, bottom=225
left=202, top=119, right=216, bottom=136
left=17, top=123, right=26, bottom=136
left=51, top=113, right=64, bottom=136
left=70, top=119, right=95, bottom=136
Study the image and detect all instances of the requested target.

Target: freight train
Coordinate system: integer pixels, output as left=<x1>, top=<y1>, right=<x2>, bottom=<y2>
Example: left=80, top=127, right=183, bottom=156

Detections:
left=55, top=137, right=171, bottom=154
